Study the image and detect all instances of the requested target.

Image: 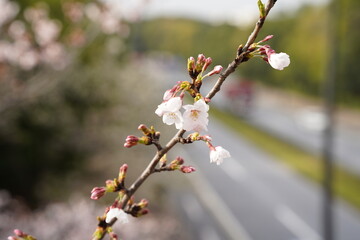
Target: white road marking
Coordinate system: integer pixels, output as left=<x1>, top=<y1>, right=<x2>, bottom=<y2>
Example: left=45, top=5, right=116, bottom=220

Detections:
left=275, top=205, right=322, bottom=240
left=180, top=149, right=253, bottom=240
left=181, top=195, right=223, bottom=240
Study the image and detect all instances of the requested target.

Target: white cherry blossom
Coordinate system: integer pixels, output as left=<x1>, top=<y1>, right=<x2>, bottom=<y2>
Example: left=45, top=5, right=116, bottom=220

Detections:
left=182, top=99, right=209, bottom=132
left=268, top=52, right=290, bottom=70
left=106, top=208, right=129, bottom=224
left=209, top=146, right=231, bottom=165
left=155, top=97, right=183, bottom=129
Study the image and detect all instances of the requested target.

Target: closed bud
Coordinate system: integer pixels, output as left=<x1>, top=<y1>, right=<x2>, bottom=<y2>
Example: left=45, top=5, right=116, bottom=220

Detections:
left=259, top=35, right=273, bottom=43
left=138, top=124, right=152, bottom=136
left=206, top=65, right=223, bottom=77
left=171, top=156, right=184, bottom=166
left=197, top=54, right=206, bottom=64
left=118, top=164, right=128, bottom=183
left=169, top=157, right=182, bottom=170
left=124, top=135, right=139, bottom=148
left=202, top=57, right=212, bottom=72
left=132, top=208, right=149, bottom=217
left=163, top=89, right=173, bottom=101
left=187, top=57, right=195, bottom=72
left=154, top=131, right=161, bottom=140
left=180, top=165, right=196, bottom=173
left=195, top=54, right=206, bottom=72
left=14, top=230, right=24, bottom=237
left=90, top=187, right=106, bottom=200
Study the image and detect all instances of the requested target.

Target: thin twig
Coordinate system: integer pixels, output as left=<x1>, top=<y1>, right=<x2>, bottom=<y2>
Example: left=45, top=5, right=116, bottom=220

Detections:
left=206, top=0, right=276, bottom=100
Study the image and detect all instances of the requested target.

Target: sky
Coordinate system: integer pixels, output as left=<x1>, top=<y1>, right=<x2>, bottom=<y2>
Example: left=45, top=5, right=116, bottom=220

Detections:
left=113, top=0, right=329, bottom=26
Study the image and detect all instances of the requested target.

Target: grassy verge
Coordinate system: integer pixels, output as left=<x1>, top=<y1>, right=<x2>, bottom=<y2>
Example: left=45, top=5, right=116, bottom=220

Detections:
left=211, top=108, right=360, bottom=211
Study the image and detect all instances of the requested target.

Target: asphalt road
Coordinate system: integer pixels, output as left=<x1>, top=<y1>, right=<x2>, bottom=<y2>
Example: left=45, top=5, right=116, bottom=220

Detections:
left=178, top=118, right=360, bottom=240
left=247, top=103, right=360, bottom=176
left=145, top=57, right=360, bottom=239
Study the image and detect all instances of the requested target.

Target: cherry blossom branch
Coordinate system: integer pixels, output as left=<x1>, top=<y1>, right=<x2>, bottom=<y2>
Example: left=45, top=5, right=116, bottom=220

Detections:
left=206, top=0, right=277, bottom=100
left=90, top=1, right=290, bottom=239
left=129, top=0, right=278, bottom=201
left=123, top=129, right=186, bottom=202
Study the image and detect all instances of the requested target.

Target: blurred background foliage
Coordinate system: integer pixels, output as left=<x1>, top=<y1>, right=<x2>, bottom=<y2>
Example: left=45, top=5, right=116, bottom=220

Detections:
left=0, top=0, right=156, bottom=208
left=0, top=0, right=359, bottom=210
left=135, top=0, right=360, bottom=106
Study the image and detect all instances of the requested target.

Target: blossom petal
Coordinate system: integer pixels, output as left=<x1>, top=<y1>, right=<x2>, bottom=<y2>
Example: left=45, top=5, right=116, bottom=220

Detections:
left=106, top=208, right=129, bottom=224
left=165, top=97, right=182, bottom=111
left=182, top=99, right=209, bottom=132
left=268, top=52, right=290, bottom=70
left=155, top=102, right=167, bottom=116
left=163, top=111, right=183, bottom=128
left=210, top=146, right=231, bottom=165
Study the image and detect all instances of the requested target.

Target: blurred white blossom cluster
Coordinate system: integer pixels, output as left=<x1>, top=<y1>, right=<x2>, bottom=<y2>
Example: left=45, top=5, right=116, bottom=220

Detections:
left=0, top=0, right=129, bottom=71
left=0, top=190, right=186, bottom=240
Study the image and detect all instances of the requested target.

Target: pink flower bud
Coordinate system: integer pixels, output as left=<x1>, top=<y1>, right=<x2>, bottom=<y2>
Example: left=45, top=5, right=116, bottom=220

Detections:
left=202, top=57, right=212, bottom=72
left=120, top=164, right=128, bottom=173
left=207, top=65, right=223, bottom=76
left=163, top=89, right=173, bottom=101
left=163, top=84, right=179, bottom=101
left=180, top=165, right=196, bottom=173
left=118, top=164, right=128, bottom=183
left=124, top=135, right=139, bottom=148
left=195, top=54, right=206, bottom=72
left=259, top=35, right=273, bottom=43
left=127, top=135, right=138, bottom=141
left=8, top=237, right=17, bottom=240
left=90, top=187, right=106, bottom=200
left=138, top=124, right=147, bottom=131
left=14, top=229, right=25, bottom=237
left=138, top=124, right=152, bottom=136
left=197, top=54, right=206, bottom=65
